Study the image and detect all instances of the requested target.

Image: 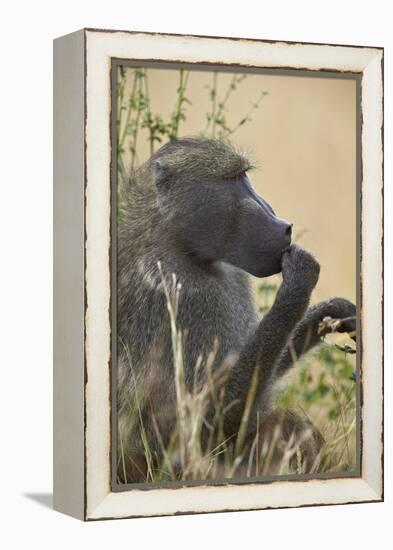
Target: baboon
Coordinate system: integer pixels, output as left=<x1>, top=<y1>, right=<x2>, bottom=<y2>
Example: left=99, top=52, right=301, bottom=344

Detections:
left=117, top=137, right=356, bottom=482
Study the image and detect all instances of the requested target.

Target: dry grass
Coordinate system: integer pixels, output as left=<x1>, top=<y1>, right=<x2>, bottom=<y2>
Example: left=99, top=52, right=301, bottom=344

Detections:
left=117, top=271, right=357, bottom=484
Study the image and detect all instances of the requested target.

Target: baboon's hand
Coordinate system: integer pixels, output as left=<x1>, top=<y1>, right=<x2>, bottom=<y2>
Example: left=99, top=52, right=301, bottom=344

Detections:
left=319, top=297, right=357, bottom=341
left=281, top=244, right=320, bottom=293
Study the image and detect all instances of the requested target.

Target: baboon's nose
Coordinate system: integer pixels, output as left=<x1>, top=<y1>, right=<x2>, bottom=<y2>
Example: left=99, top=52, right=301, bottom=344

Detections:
left=275, top=219, right=292, bottom=249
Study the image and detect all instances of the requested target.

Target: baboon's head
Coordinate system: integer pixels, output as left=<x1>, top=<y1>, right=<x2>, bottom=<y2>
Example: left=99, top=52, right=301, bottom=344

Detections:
left=151, top=137, right=292, bottom=277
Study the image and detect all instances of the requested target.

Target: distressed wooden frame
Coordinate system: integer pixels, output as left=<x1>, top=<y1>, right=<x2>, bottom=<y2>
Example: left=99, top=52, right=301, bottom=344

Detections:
left=53, top=28, right=384, bottom=521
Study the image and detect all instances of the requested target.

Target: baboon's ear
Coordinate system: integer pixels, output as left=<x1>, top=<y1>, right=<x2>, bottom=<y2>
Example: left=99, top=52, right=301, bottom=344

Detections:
left=152, top=158, right=170, bottom=192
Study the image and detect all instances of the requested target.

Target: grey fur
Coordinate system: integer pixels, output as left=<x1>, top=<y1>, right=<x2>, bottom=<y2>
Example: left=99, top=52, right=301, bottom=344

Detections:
left=117, top=137, right=356, bottom=482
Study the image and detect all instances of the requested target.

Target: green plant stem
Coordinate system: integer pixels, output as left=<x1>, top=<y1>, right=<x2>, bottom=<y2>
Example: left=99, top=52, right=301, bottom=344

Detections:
left=213, top=74, right=240, bottom=134
left=170, top=69, right=190, bottom=139
left=117, top=66, right=126, bottom=130
left=224, top=90, right=267, bottom=137
left=142, top=70, right=155, bottom=156
left=130, top=72, right=145, bottom=169
left=211, top=72, right=218, bottom=137
left=119, top=69, right=139, bottom=151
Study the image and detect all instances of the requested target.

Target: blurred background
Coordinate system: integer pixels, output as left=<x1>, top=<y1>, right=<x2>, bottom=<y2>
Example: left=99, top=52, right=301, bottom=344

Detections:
left=117, top=66, right=357, bottom=304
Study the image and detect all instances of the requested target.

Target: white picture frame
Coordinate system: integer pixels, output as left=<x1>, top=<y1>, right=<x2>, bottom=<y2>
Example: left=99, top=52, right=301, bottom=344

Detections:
left=53, top=28, right=383, bottom=521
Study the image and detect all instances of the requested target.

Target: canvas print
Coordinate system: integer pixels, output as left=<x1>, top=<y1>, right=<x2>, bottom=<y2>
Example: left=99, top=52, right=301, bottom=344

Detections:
left=114, top=65, right=358, bottom=486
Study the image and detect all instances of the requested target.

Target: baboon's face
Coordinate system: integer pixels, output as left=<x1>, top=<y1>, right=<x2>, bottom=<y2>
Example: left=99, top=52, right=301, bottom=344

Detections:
left=222, top=173, right=292, bottom=277
left=157, top=168, right=292, bottom=278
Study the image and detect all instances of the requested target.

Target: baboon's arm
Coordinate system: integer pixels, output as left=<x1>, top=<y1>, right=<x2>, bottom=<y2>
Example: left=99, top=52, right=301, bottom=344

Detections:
left=274, top=298, right=356, bottom=378
left=223, top=245, right=320, bottom=435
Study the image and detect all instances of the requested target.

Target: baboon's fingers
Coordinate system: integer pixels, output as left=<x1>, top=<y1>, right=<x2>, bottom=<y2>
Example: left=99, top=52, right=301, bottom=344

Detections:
left=320, top=315, right=356, bottom=340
